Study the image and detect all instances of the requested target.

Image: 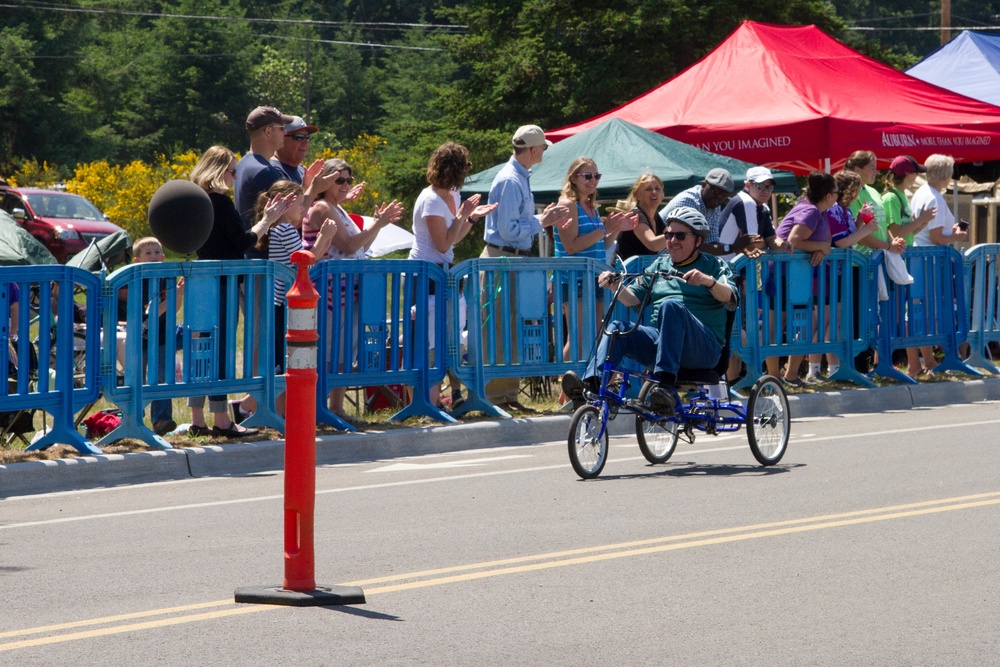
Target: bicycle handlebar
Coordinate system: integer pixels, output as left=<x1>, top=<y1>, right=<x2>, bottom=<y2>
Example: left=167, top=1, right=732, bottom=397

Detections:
left=606, top=268, right=686, bottom=285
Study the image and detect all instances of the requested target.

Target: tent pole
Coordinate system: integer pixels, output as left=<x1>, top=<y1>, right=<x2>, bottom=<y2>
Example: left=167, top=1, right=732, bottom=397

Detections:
left=951, top=177, right=959, bottom=223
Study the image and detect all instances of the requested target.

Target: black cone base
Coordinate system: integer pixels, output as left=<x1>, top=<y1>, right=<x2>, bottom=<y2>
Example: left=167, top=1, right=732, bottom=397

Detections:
left=235, top=584, right=366, bottom=607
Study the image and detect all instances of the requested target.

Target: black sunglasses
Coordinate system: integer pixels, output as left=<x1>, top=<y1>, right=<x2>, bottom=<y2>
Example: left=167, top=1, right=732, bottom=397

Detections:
left=335, top=176, right=355, bottom=185
left=663, top=231, right=692, bottom=241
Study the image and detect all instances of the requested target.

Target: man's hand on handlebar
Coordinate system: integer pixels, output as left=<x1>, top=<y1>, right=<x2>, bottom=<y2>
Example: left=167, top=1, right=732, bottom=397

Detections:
left=597, top=270, right=619, bottom=289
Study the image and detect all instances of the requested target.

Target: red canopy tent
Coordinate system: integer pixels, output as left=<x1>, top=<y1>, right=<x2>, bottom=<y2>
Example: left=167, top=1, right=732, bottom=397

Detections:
left=548, top=22, right=1000, bottom=175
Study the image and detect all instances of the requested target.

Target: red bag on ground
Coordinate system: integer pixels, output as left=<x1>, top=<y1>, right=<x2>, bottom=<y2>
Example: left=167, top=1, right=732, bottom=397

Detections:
left=83, top=409, right=122, bottom=438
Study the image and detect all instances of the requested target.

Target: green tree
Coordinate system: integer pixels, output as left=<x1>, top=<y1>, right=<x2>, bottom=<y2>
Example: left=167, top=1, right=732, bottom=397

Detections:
left=0, top=26, right=43, bottom=173
left=441, top=1, right=843, bottom=131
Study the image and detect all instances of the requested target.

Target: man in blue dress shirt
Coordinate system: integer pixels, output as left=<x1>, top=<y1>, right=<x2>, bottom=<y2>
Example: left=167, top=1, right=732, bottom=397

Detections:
left=479, top=125, right=569, bottom=410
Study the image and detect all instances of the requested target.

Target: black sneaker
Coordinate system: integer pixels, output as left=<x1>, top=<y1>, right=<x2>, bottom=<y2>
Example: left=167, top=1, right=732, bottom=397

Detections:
left=152, top=419, right=176, bottom=436
left=645, top=385, right=676, bottom=416
left=561, top=371, right=585, bottom=400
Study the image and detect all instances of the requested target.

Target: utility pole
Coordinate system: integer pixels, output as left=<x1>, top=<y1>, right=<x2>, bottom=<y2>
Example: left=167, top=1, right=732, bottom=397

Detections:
left=941, top=0, right=951, bottom=45
left=304, top=42, right=312, bottom=123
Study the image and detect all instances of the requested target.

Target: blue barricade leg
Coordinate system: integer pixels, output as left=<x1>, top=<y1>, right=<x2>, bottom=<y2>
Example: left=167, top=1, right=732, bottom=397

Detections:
left=27, top=412, right=103, bottom=455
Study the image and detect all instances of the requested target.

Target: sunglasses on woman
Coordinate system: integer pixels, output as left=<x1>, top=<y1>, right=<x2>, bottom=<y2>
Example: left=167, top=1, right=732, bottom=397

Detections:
left=577, top=172, right=602, bottom=181
left=335, top=176, right=355, bottom=185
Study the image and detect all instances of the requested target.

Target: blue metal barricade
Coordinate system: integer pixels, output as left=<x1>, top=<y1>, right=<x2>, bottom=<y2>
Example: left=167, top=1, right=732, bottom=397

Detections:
left=872, top=246, right=980, bottom=382
left=98, top=260, right=292, bottom=449
left=1, top=265, right=103, bottom=454
left=9, top=241, right=1000, bottom=458
left=732, top=249, right=875, bottom=390
left=449, top=257, right=607, bottom=418
left=963, top=244, right=1000, bottom=373
left=312, top=259, right=451, bottom=428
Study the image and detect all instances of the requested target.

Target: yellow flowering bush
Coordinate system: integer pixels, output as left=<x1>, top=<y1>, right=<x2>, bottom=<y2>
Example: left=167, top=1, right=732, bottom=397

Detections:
left=7, top=158, right=62, bottom=188
left=66, top=151, right=201, bottom=243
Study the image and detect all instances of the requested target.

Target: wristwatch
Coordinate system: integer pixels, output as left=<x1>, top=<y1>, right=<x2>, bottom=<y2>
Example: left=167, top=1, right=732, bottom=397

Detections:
left=722, top=243, right=731, bottom=253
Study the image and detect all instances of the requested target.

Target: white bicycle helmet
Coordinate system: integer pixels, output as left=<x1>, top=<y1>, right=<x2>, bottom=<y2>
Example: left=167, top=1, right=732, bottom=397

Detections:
left=664, top=206, right=710, bottom=239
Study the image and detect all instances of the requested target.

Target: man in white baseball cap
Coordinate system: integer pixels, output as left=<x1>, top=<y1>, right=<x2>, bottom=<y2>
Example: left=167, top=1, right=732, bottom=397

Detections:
left=716, top=166, right=788, bottom=260
left=479, top=124, right=568, bottom=411
left=271, top=116, right=319, bottom=183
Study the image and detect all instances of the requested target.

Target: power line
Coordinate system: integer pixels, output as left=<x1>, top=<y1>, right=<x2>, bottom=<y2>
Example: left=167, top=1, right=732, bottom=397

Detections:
left=847, top=26, right=1000, bottom=32
left=0, top=1, right=467, bottom=31
left=849, top=12, right=937, bottom=24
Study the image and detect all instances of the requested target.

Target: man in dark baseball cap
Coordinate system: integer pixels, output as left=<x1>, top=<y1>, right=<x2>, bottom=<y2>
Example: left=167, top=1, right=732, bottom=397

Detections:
left=660, top=167, right=735, bottom=254
left=234, top=106, right=295, bottom=230
left=245, top=105, right=295, bottom=131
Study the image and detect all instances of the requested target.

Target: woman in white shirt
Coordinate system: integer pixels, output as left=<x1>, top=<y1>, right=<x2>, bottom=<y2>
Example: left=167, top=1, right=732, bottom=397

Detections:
left=911, top=154, right=967, bottom=247
left=909, top=154, right=968, bottom=377
left=409, top=142, right=496, bottom=410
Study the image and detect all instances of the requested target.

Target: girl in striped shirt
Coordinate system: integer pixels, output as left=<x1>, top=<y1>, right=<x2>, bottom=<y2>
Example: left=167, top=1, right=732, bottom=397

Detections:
left=254, top=180, right=337, bottom=413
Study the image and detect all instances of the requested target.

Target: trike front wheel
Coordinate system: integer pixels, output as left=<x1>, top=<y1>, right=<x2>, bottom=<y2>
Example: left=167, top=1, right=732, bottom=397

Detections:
left=568, top=405, right=608, bottom=479
left=635, top=381, right=679, bottom=464
left=746, top=375, right=790, bottom=466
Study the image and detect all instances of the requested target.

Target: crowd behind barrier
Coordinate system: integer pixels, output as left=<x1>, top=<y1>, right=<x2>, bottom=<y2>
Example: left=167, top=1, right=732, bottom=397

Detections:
left=3, top=244, right=1000, bottom=454
left=731, top=249, right=876, bottom=391
left=873, top=247, right=980, bottom=384
left=1, top=265, right=102, bottom=454
left=312, top=259, right=451, bottom=430
left=964, top=245, right=1000, bottom=374
left=449, top=257, right=606, bottom=418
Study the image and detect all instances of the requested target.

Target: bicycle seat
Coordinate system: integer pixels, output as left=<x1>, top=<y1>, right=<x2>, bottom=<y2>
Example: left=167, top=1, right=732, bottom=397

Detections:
left=675, top=309, right=735, bottom=387
left=676, top=367, right=722, bottom=385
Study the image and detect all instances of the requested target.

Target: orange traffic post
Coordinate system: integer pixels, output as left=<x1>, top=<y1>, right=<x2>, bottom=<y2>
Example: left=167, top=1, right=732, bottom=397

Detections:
left=235, top=250, right=365, bottom=607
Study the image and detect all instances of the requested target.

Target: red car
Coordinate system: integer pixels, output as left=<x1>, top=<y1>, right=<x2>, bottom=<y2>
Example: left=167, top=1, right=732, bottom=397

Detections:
left=0, top=186, right=125, bottom=263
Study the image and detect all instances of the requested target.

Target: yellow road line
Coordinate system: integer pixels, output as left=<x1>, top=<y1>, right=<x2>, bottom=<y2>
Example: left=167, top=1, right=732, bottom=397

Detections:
left=362, top=497, right=1000, bottom=595
left=0, top=600, right=232, bottom=640
left=341, top=489, right=1000, bottom=586
left=0, top=606, right=270, bottom=652
left=3, top=490, right=999, bottom=652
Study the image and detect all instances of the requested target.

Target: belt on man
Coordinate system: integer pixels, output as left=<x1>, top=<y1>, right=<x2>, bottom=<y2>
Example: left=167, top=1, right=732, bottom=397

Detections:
left=486, top=242, right=532, bottom=257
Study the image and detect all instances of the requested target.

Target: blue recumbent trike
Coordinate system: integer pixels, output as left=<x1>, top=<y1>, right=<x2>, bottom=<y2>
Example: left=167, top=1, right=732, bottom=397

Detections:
left=567, top=269, right=790, bottom=479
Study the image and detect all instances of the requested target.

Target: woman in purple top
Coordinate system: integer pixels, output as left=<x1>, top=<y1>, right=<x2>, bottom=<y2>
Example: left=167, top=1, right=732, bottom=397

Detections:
left=775, top=171, right=838, bottom=265
left=772, top=171, right=839, bottom=387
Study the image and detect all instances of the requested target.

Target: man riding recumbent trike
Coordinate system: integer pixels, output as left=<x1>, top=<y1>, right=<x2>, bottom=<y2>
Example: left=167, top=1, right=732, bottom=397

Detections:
left=561, top=206, right=790, bottom=479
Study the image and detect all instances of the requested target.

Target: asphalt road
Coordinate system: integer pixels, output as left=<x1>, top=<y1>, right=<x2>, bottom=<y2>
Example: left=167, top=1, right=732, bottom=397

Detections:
left=2, top=401, right=1000, bottom=665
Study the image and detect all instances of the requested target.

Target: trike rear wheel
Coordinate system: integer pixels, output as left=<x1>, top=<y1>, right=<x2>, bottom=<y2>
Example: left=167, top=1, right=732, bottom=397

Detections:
left=746, top=375, right=790, bottom=466
left=568, top=405, right=608, bottom=479
left=635, top=381, right=679, bottom=464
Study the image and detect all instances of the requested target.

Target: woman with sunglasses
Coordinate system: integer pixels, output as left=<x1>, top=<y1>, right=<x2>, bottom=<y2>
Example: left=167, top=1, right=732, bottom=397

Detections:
left=302, top=158, right=404, bottom=423
left=554, top=157, right=637, bottom=404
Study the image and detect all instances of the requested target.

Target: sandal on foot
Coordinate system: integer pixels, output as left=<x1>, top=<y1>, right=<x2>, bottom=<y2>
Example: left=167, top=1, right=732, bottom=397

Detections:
left=211, top=423, right=259, bottom=438
left=188, top=424, right=211, bottom=437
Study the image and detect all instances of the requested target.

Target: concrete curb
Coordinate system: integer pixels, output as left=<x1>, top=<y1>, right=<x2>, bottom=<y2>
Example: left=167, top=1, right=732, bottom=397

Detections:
left=0, top=448, right=190, bottom=498
left=184, top=415, right=637, bottom=479
left=4, top=379, right=1000, bottom=498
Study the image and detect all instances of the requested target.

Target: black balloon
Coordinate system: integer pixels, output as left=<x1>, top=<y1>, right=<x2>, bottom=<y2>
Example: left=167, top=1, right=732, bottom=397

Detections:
left=147, top=180, right=214, bottom=254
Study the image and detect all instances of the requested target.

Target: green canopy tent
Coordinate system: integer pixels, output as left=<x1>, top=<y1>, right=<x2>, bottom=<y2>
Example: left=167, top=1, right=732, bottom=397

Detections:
left=461, top=118, right=798, bottom=204
left=0, top=210, right=58, bottom=266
